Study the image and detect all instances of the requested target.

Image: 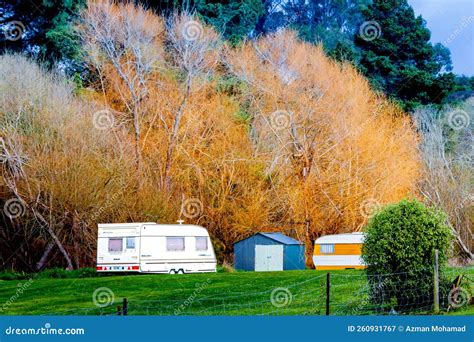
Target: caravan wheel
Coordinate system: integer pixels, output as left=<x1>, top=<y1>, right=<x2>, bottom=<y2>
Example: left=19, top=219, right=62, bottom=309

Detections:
left=169, top=269, right=176, bottom=274
left=177, top=269, right=185, bottom=274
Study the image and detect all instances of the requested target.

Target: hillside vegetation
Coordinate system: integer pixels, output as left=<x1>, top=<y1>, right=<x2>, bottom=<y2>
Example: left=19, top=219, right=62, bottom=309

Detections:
left=0, top=1, right=432, bottom=270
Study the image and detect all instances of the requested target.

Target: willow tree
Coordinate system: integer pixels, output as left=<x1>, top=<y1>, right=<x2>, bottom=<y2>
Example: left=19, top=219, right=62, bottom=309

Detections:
left=226, top=30, right=421, bottom=261
left=80, top=0, right=164, bottom=181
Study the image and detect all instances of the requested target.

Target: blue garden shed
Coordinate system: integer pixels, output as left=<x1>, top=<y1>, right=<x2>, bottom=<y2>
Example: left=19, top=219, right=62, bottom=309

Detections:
left=233, top=233, right=306, bottom=271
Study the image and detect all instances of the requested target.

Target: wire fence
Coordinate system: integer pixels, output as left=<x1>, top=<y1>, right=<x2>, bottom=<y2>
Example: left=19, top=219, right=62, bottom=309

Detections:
left=40, top=267, right=472, bottom=316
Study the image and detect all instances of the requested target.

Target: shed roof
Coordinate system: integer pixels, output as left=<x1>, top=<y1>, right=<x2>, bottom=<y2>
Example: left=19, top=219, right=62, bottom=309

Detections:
left=234, top=232, right=303, bottom=245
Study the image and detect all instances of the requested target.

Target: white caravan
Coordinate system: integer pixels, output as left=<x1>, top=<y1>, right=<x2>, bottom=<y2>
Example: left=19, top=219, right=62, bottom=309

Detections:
left=96, top=222, right=217, bottom=274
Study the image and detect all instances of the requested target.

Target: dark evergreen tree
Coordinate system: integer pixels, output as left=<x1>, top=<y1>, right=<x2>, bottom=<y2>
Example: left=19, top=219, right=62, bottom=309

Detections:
left=1, top=0, right=462, bottom=109
left=145, top=0, right=264, bottom=43
left=1, top=0, right=86, bottom=71
left=1, top=0, right=263, bottom=71
left=253, top=0, right=370, bottom=64
left=355, top=0, right=455, bottom=110
left=194, top=0, right=264, bottom=44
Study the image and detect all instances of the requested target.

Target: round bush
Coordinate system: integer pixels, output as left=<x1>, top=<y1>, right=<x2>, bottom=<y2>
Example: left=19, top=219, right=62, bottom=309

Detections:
left=362, top=199, right=453, bottom=313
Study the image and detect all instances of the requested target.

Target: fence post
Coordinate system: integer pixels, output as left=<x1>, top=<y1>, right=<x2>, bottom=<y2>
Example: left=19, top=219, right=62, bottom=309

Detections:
left=117, top=305, right=122, bottom=316
left=434, top=249, right=439, bottom=313
left=123, top=298, right=128, bottom=316
left=326, top=272, right=330, bottom=315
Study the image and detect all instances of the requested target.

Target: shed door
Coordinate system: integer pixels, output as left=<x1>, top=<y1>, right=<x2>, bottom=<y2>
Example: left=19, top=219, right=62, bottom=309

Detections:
left=255, top=245, right=283, bottom=271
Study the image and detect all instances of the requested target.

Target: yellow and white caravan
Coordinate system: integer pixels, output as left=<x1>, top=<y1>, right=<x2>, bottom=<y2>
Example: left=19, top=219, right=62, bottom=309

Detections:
left=313, top=232, right=366, bottom=270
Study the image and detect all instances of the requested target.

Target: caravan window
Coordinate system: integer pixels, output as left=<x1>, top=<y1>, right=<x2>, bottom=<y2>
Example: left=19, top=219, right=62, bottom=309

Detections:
left=166, top=237, right=185, bottom=251
left=196, top=237, right=208, bottom=251
left=108, top=238, right=123, bottom=252
left=320, top=244, right=334, bottom=254
left=126, top=237, right=136, bottom=249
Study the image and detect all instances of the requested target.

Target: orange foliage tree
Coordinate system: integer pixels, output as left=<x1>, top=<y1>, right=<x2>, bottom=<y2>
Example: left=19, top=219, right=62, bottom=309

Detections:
left=225, top=31, right=420, bottom=261
left=1, top=1, right=420, bottom=269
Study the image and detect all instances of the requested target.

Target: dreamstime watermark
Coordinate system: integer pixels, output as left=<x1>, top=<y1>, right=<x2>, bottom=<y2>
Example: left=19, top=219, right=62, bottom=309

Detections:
left=359, top=198, right=381, bottom=218
left=359, top=21, right=382, bottom=41
left=174, top=279, right=211, bottom=315
left=459, top=154, right=472, bottom=167
left=90, top=191, right=122, bottom=222
left=270, top=287, right=292, bottom=308
left=444, top=16, right=474, bottom=45
left=312, top=87, right=325, bottom=101
left=182, top=20, right=203, bottom=42
left=92, top=109, right=115, bottom=130
left=3, top=198, right=26, bottom=219
left=3, top=21, right=25, bottom=41
left=279, top=67, right=298, bottom=85
left=0, top=139, right=6, bottom=163
left=448, top=287, right=471, bottom=308
left=446, top=109, right=470, bottom=130
left=0, top=278, right=34, bottom=313
left=92, top=287, right=115, bottom=308
left=180, top=197, right=203, bottom=219
left=269, top=110, right=291, bottom=131
left=5, top=323, right=85, bottom=336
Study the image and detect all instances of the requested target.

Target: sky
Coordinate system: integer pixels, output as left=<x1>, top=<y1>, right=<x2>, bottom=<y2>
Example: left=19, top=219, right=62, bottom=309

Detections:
left=409, top=0, right=474, bottom=76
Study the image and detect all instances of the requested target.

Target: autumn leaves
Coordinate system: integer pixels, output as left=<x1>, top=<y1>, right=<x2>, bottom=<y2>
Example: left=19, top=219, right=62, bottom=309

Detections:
left=0, top=1, right=421, bottom=267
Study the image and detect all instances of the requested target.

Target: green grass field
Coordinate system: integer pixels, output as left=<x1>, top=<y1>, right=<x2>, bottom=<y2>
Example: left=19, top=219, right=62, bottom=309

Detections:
left=0, top=267, right=472, bottom=316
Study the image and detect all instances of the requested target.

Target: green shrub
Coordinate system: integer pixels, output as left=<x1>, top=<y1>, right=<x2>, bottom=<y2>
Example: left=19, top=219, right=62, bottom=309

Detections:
left=0, top=270, right=31, bottom=280
left=0, top=268, right=106, bottom=280
left=36, top=268, right=100, bottom=279
left=362, top=199, right=453, bottom=313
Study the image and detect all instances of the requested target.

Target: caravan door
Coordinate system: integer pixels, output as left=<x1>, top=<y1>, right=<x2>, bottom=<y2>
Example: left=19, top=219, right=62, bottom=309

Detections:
left=97, top=224, right=140, bottom=271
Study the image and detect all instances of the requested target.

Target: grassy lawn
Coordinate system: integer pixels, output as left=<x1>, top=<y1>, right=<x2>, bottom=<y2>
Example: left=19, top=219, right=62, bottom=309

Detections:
left=0, top=267, right=472, bottom=316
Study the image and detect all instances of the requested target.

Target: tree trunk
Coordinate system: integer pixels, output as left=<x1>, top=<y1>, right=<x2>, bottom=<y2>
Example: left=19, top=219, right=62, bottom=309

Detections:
left=32, top=209, right=74, bottom=270
left=133, top=105, right=142, bottom=187
left=451, top=225, right=473, bottom=260
left=36, top=241, right=55, bottom=271
left=163, top=78, right=191, bottom=191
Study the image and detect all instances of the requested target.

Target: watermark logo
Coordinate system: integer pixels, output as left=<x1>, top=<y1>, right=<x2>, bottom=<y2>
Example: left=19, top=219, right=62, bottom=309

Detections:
left=444, top=15, right=474, bottom=45
left=3, top=21, right=25, bottom=41
left=92, top=287, right=115, bottom=308
left=269, top=110, right=291, bottom=131
left=92, top=109, right=114, bottom=130
left=359, top=21, right=382, bottom=41
left=174, top=279, right=211, bottom=315
left=448, top=287, right=471, bottom=308
left=180, top=197, right=203, bottom=219
left=312, top=87, right=325, bottom=101
left=270, top=287, right=292, bottom=308
left=359, top=198, right=381, bottom=218
left=182, top=20, right=203, bottom=42
left=0, top=278, right=34, bottom=313
left=5, top=322, right=85, bottom=336
left=467, top=193, right=474, bottom=204
left=3, top=198, right=26, bottom=219
left=458, top=154, right=473, bottom=168
left=279, top=68, right=298, bottom=85
left=446, top=109, right=470, bottom=130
